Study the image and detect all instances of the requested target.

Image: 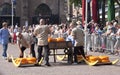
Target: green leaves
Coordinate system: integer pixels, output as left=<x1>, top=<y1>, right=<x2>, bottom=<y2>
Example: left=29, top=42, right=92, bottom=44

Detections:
left=70, top=0, right=82, bottom=7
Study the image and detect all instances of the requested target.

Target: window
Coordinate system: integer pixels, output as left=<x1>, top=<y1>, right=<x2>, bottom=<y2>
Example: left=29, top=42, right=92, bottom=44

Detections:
left=0, top=3, right=12, bottom=15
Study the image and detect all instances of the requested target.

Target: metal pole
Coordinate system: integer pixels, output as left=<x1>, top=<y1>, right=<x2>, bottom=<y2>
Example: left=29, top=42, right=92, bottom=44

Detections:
left=67, top=0, right=72, bottom=22
left=67, top=0, right=70, bottom=21
left=11, top=0, right=14, bottom=27
left=102, top=0, right=105, bottom=26
left=84, top=0, right=88, bottom=54
left=58, top=0, right=60, bottom=24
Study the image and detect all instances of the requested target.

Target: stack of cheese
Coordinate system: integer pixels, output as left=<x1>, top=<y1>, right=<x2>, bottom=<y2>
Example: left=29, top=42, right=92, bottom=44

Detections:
left=87, top=55, right=110, bottom=63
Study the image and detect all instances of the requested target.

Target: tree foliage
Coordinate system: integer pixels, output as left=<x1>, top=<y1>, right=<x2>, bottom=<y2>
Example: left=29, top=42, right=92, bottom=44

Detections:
left=70, top=0, right=82, bottom=7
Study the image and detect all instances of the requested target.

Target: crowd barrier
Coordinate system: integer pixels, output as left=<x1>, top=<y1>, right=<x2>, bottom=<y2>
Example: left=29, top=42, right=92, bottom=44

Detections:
left=86, top=33, right=119, bottom=54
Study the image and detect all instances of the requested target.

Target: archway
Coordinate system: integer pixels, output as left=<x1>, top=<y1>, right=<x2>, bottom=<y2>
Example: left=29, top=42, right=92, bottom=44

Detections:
left=33, top=3, right=52, bottom=24
left=35, top=3, right=52, bottom=16
left=0, top=3, right=12, bottom=15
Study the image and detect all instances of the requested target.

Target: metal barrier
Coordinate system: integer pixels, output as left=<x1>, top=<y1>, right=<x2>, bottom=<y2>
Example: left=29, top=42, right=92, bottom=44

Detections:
left=86, top=33, right=118, bottom=54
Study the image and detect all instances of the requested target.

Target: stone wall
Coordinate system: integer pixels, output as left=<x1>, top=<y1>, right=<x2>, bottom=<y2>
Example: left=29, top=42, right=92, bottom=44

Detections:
left=16, top=0, right=66, bottom=25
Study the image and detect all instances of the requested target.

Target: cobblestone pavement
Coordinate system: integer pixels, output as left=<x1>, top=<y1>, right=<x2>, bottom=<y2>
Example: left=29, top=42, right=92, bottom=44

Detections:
left=0, top=44, right=120, bottom=75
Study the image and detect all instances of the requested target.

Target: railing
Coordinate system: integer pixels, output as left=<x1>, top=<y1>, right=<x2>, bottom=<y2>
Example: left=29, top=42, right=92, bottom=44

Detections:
left=86, top=33, right=119, bottom=54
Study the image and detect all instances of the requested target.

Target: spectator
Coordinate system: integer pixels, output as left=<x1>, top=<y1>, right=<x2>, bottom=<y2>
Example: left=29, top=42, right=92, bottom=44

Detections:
left=114, top=25, right=120, bottom=55
left=0, top=22, right=10, bottom=59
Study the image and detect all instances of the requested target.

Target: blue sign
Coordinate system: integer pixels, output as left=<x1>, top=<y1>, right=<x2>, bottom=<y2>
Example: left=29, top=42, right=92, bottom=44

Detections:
left=87, top=0, right=91, bottom=2
left=12, top=0, right=16, bottom=5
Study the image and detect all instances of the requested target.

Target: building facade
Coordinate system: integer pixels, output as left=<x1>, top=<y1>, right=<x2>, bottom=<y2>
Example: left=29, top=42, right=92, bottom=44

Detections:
left=0, top=0, right=67, bottom=27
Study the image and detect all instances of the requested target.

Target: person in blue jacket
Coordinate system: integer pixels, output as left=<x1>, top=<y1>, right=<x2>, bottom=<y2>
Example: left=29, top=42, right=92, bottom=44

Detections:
left=0, top=22, right=10, bottom=59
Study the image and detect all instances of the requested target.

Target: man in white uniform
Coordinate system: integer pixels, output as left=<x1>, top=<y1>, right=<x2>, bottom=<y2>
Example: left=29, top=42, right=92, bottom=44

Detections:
left=16, top=32, right=36, bottom=58
left=34, top=19, right=51, bottom=66
left=70, top=22, right=86, bottom=64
